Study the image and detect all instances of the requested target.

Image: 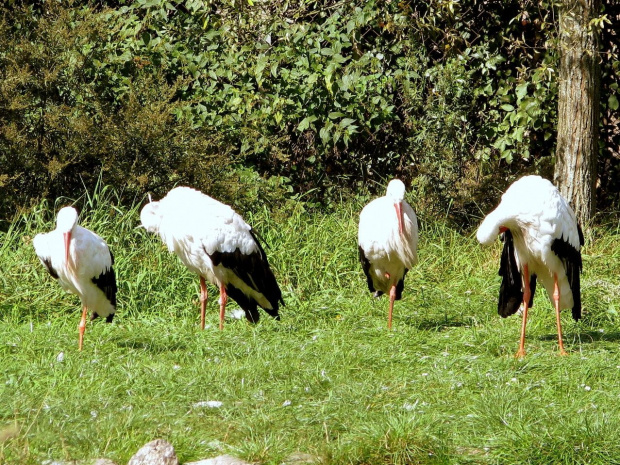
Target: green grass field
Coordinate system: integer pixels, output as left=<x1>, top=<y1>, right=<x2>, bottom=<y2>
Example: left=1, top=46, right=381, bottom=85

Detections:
left=1, top=191, right=620, bottom=464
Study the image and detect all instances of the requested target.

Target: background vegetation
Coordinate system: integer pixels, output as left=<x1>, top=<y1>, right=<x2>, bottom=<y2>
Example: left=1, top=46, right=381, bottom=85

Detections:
left=1, top=0, right=618, bottom=226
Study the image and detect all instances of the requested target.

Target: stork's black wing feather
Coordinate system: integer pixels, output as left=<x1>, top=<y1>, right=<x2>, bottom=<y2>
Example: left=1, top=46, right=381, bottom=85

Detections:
left=358, top=246, right=376, bottom=294
left=91, top=250, right=117, bottom=309
left=498, top=230, right=533, bottom=317
left=225, top=284, right=263, bottom=323
left=40, top=256, right=59, bottom=280
left=550, top=228, right=583, bottom=321
left=91, top=265, right=118, bottom=308
left=208, top=229, right=283, bottom=320
left=395, top=268, right=408, bottom=301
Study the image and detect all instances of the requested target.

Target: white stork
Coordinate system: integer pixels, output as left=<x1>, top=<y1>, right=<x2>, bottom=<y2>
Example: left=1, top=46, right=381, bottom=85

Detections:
left=140, top=186, right=284, bottom=330
left=477, top=175, right=584, bottom=357
left=33, top=206, right=117, bottom=351
left=358, top=179, right=418, bottom=329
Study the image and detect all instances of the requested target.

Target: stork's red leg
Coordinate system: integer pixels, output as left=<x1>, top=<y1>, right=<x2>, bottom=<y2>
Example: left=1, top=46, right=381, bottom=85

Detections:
left=515, top=264, right=530, bottom=358
left=554, top=273, right=568, bottom=356
left=219, top=283, right=227, bottom=331
left=388, top=284, right=396, bottom=330
left=200, top=276, right=208, bottom=330
left=78, top=305, right=88, bottom=351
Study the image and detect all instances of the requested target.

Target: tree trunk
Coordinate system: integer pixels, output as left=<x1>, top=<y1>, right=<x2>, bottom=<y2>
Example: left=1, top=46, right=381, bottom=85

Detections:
left=554, top=0, right=601, bottom=226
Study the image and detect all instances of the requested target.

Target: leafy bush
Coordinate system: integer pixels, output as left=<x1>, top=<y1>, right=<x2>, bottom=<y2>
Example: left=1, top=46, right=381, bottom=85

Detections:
left=0, top=2, right=256, bottom=222
left=1, top=0, right=617, bottom=225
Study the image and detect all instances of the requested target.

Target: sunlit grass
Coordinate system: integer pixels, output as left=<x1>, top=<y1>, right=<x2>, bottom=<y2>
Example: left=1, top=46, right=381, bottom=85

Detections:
left=1, top=189, right=619, bottom=464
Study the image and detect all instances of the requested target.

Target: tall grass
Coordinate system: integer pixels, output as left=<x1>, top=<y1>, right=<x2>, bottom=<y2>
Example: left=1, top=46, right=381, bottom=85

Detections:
left=1, top=188, right=620, bottom=464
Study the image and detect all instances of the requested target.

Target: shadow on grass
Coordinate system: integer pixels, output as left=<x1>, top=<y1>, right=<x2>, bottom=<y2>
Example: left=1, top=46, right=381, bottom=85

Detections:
left=538, top=330, right=620, bottom=343
left=114, top=337, right=189, bottom=352
left=401, top=315, right=471, bottom=331
left=0, top=307, right=73, bottom=324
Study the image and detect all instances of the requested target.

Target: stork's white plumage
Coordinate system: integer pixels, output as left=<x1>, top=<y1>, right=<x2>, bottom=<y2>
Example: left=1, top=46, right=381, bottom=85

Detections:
left=358, top=179, right=418, bottom=329
left=33, top=206, right=117, bottom=351
left=140, top=186, right=284, bottom=329
left=477, top=175, right=584, bottom=357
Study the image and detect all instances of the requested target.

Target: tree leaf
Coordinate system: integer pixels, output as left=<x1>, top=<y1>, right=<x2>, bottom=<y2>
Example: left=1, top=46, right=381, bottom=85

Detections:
left=339, top=118, right=356, bottom=128
left=297, top=116, right=317, bottom=132
left=515, top=82, right=528, bottom=101
left=319, top=126, right=330, bottom=143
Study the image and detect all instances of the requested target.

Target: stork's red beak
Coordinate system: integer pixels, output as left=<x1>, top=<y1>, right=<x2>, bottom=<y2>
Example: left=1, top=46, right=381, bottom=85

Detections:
left=499, top=226, right=508, bottom=234
left=63, top=231, right=72, bottom=265
left=394, top=201, right=404, bottom=235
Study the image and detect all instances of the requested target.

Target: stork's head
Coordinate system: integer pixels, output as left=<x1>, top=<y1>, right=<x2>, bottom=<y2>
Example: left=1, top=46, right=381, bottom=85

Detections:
left=476, top=207, right=512, bottom=245
left=56, top=206, right=78, bottom=264
left=140, top=197, right=162, bottom=234
left=386, top=179, right=406, bottom=235
left=386, top=179, right=406, bottom=202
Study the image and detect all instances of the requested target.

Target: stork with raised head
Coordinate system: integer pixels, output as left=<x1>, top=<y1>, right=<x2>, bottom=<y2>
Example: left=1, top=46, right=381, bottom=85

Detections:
left=140, top=187, right=284, bottom=330
left=358, top=179, right=418, bottom=329
left=33, top=206, right=117, bottom=351
left=477, top=175, right=584, bottom=357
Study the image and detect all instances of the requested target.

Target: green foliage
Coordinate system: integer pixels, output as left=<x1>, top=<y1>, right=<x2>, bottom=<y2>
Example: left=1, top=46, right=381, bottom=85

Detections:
left=116, top=0, right=427, bottom=192
left=599, top=0, right=620, bottom=210
left=109, top=0, right=562, bottom=217
left=0, top=2, right=260, bottom=222
left=0, top=0, right=618, bottom=223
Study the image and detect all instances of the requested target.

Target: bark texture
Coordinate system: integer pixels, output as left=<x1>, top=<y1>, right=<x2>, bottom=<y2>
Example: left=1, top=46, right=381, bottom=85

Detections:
left=554, top=0, right=601, bottom=225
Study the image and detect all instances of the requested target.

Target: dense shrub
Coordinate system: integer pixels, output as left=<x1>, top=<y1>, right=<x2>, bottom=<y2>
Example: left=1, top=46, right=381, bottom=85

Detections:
left=0, top=3, right=246, bottom=221
left=599, top=1, right=620, bottom=211
left=0, top=0, right=617, bottom=225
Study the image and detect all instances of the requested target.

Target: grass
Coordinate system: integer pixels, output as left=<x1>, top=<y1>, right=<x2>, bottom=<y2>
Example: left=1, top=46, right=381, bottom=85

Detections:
left=1, top=189, right=620, bottom=464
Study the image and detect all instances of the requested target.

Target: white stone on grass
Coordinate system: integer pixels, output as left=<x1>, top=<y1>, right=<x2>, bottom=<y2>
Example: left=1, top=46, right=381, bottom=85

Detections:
left=281, top=452, right=320, bottom=464
left=128, top=439, right=178, bottom=465
left=193, top=401, right=223, bottom=408
left=227, top=309, right=245, bottom=320
left=184, top=455, right=251, bottom=465
left=42, top=460, right=117, bottom=465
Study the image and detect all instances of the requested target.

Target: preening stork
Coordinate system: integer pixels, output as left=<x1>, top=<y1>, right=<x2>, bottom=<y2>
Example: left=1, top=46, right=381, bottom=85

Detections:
left=358, top=179, right=418, bottom=329
left=477, top=175, right=584, bottom=357
left=33, top=206, right=117, bottom=351
left=140, top=187, right=284, bottom=330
